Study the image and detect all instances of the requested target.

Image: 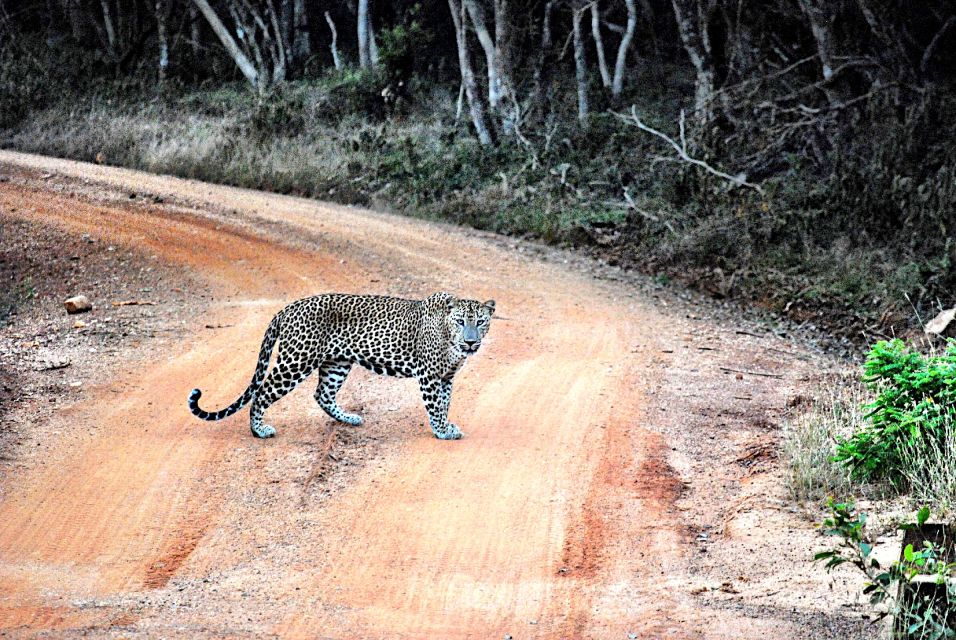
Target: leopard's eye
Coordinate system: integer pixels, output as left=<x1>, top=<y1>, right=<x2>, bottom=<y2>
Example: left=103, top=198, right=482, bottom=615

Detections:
left=456, top=318, right=465, bottom=326
left=476, top=318, right=486, bottom=326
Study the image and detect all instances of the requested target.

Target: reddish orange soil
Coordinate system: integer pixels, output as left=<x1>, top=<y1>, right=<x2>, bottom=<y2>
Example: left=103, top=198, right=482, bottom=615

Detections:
left=0, top=151, right=873, bottom=639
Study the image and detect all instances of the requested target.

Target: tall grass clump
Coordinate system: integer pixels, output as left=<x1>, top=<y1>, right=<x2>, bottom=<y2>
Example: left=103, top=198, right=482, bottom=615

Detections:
left=782, top=373, right=862, bottom=502
left=900, top=410, right=956, bottom=516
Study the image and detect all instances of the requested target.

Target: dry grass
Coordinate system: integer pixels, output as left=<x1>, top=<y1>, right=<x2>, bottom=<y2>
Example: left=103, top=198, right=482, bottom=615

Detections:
left=899, top=410, right=956, bottom=516
left=782, top=371, right=867, bottom=503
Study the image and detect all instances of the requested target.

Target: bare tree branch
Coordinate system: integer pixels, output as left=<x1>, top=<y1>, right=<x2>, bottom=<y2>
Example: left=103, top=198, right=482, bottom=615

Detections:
left=619, top=106, right=765, bottom=194
left=192, top=0, right=260, bottom=89
left=921, top=15, right=955, bottom=77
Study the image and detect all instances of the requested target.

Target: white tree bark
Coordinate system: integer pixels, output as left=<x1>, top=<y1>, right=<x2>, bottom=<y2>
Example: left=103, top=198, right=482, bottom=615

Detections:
left=463, top=0, right=500, bottom=108
left=191, top=0, right=260, bottom=89
left=591, top=2, right=611, bottom=88
left=449, top=0, right=494, bottom=145
left=358, top=0, right=370, bottom=67
left=324, top=11, right=343, bottom=70
left=369, top=15, right=379, bottom=64
left=155, top=0, right=169, bottom=81
left=99, top=0, right=117, bottom=58
left=672, top=0, right=715, bottom=120
left=265, top=0, right=287, bottom=84
left=611, top=0, right=636, bottom=97
left=572, top=6, right=589, bottom=122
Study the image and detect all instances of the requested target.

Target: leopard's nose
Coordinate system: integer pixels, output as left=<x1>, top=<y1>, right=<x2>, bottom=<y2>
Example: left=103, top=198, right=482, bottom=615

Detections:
left=464, top=339, right=479, bottom=349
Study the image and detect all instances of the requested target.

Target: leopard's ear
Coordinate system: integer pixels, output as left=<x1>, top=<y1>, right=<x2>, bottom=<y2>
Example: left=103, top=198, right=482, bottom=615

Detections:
left=445, top=296, right=458, bottom=312
left=483, top=300, right=496, bottom=314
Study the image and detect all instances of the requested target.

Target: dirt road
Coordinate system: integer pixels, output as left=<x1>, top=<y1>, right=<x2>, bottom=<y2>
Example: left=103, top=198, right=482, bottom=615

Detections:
left=0, top=151, right=871, bottom=639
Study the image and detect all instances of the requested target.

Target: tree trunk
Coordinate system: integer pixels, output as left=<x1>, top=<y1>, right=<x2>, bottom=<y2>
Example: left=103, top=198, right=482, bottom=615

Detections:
left=155, top=0, right=169, bottom=81
left=99, top=0, right=118, bottom=59
left=464, top=0, right=500, bottom=108
left=532, top=0, right=556, bottom=117
left=293, top=0, right=310, bottom=62
left=611, top=0, right=636, bottom=97
left=369, top=15, right=379, bottom=64
left=493, top=0, right=517, bottom=132
left=358, top=0, right=370, bottom=67
left=572, top=6, right=589, bottom=123
left=279, top=0, right=293, bottom=68
left=591, top=2, right=611, bottom=88
left=672, top=0, right=715, bottom=121
left=797, top=0, right=834, bottom=80
left=265, top=0, right=287, bottom=84
left=449, top=0, right=494, bottom=145
left=189, top=2, right=201, bottom=54
left=191, top=0, right=261, bottom=89
left=324, top=11, right=343, bottom=70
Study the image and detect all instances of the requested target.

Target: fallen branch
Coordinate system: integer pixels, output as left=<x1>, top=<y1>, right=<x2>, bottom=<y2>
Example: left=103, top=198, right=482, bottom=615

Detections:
left=112, top=300, right=156, bottom=307
left=38, top=360, right=71, bottom=371
left=618, top=106, right=765, bottom=195
left=720, top=366, right=783, bottom=379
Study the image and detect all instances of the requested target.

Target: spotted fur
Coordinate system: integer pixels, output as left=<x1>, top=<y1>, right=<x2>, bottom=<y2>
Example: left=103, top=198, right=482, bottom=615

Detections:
left=188, top=292, right=495, bottom=440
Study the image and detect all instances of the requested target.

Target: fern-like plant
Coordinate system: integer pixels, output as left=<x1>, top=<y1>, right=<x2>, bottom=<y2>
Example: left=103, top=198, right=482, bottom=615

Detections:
left=834, top=339, right=956, bottom=483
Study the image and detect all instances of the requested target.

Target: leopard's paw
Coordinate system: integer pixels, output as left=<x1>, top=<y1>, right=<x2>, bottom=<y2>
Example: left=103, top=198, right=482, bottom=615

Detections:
left=434, top=423, right=464, bottom=440
left=252, top=423, right=277, bottom=438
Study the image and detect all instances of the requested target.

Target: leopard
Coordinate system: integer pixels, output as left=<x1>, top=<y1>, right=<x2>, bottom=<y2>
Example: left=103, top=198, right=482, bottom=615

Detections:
left=188, top=292, right=495, bottom=440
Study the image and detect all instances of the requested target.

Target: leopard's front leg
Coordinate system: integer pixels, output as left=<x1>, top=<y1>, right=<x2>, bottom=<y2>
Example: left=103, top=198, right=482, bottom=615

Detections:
left=418, top=376, right=462, bottom=440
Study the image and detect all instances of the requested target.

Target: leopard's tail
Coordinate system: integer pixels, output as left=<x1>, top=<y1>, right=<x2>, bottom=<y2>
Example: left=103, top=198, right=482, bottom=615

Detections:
left=188, top=312, right=282, bottom=421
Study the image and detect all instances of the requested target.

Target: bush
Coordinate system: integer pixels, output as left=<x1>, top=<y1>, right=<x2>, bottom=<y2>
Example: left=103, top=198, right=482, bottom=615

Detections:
left=313, top=68, right=388, bottom=122
left=835, top=339, right=956, bottom=484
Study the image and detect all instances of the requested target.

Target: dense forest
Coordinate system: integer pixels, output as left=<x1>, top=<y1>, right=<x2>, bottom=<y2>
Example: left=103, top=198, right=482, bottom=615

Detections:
left=2, top=0, right=954, bottom=341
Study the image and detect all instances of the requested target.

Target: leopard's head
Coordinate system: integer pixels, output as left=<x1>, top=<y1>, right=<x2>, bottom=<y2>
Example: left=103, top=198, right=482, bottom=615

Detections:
left=446, top=297, right=495, bottom=356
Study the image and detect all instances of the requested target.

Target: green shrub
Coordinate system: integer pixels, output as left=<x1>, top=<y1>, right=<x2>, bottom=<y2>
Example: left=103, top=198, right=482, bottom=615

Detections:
left=313, top=68, right=387, bottom=122
left=816, top=501, right=956, bottom=637
left=835, top=339, right=956, bottom=483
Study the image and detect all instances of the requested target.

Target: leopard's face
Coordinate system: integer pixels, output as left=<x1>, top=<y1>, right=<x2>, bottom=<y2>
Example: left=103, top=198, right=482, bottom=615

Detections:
left=447, top=298, right=495, bottom=356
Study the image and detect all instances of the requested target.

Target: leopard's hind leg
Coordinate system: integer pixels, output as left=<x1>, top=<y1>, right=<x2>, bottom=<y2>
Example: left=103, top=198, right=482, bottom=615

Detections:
left=315, top=360, right=363, bottom=425
left=249, top=352, right=317, bottom=438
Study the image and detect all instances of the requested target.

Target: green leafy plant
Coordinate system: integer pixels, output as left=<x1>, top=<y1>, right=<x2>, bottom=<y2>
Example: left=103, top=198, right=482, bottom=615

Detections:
left=816, top=501, right=956, bottom=638
left=835, top=339, right=956, bottom=483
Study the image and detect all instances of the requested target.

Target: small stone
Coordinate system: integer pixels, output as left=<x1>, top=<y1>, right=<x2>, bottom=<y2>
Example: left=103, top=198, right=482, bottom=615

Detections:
left=73, top=320, right=87, bottom=329
left=64, top=295, right=92, bottom=314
